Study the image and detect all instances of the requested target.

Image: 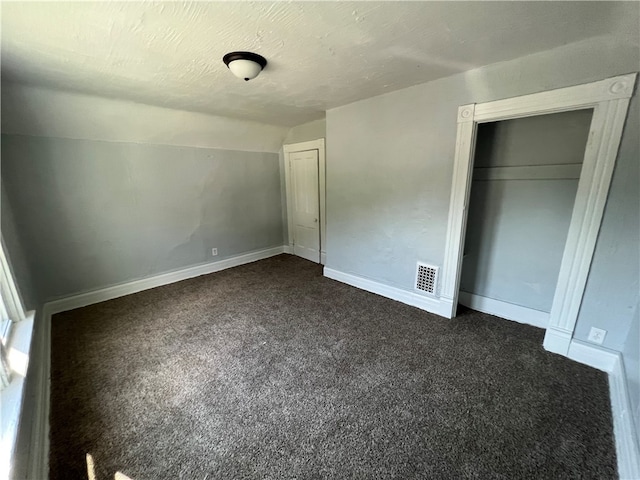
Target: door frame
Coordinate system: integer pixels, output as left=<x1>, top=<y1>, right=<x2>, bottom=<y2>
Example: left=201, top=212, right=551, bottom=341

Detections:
left=439, top=73, right=636, bottom=355
left=283, top=138, right=326, bottom=264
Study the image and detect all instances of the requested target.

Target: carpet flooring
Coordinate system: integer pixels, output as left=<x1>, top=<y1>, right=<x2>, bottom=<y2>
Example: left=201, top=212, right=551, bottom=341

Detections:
left=50, top=254, right=617, bottom=479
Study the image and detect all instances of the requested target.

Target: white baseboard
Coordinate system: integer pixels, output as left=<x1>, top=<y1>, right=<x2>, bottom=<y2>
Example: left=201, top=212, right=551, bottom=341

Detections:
left=323, top=267, right=449, bottom=318
left=458, top=291, right=549, bottom=329
left=45, top=246, right=285, bottom=315
left=543, top=326, right=572, bottom=355
left=609, top=354, right=640, bottom=479
left=560, top=340, right=639, bottom=478
left=283, top=245, right=325, bottom=265
left=567, top=339, right=619, bottom=372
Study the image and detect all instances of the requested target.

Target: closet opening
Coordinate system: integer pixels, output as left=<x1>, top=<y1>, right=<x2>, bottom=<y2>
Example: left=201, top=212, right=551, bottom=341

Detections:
left=458, top=110, right=593, bottom=328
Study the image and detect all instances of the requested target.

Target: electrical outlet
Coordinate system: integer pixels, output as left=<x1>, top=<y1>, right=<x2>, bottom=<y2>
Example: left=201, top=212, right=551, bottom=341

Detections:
left=211, top=248, right=218, bottom=256
left=587, top=327, right=607, bottom=345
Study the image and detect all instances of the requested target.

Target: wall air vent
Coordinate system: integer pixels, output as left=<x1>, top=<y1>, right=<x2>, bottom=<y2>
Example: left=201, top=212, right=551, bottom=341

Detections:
left=415, top=262, right=439, bottom=295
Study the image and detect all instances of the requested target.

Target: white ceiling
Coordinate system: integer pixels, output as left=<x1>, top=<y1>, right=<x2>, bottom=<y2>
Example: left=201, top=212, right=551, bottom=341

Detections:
left=1, top=2, right=636, bottom=127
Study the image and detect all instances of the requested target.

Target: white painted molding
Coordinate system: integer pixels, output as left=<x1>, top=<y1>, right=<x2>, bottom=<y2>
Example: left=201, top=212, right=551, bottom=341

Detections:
left=542, top=326, right=573, bottom=355
left=320, top=251, right=327, bottom=265
left=323, top=268, right=450, bottom=318
left=458, top=291, right=549, bottom=329
left=283, top=139, right=326, bottom=154
left=440, top=103, right=476, bottom=318
left=472, top=163, right=582, bottom=181
left=283, top=139, right=326, bottom=265
left=440, top=298, right=455, bottom=319
left=457, top=105, right=476, bottom=123
left=548, top=97, right=632, bottom=333
left=441, top=73, right=637, bottom=342
left=283, top=245, right=294, bottom=255
left=0, top=239, right=26, bottom=323
left=609, top=355, right=640, bottom=479
left=45, top=246, right=285, bottom=315
left=473, top=74, right=637, bottom=122
left=567, top=339, right=619, bottom=373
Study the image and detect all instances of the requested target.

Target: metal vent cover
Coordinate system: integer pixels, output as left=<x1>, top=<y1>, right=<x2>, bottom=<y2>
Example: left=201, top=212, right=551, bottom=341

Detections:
left=415, top=262, right=438, bottom=295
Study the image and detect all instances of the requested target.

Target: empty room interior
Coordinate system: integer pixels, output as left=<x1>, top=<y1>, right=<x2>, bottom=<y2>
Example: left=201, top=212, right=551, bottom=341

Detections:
left=1, top=2, right=639, bottom=479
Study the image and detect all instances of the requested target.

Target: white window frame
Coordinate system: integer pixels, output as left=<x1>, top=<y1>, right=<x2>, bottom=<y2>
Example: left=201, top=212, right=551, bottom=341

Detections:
left=0, top=240, right=26, bottom=343
left=0, top=237, right=35, bottom=480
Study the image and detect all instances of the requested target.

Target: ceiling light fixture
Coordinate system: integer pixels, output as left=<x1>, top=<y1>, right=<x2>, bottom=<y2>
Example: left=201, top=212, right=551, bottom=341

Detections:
left=223, top=51, right=267, bottom=81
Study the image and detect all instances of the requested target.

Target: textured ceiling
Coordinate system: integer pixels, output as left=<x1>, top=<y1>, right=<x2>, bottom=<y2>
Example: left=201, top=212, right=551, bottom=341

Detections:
left=1, top=2, right=635, bottom=127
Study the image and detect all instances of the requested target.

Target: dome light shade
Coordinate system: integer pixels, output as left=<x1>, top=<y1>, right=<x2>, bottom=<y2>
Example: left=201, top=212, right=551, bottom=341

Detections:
left=223, top=51, right=267, bottom=81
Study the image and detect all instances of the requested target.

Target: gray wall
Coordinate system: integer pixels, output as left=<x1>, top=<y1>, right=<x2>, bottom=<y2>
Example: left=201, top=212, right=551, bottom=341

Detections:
left=1, top=134, right=284, bottom=302
left=1, top=184, right=37, bottom=309
left=325, top=34, right=639, bottom=351
left=284, top=119, right=326, bottom=145
left=460, top=111, right=592, bottom=312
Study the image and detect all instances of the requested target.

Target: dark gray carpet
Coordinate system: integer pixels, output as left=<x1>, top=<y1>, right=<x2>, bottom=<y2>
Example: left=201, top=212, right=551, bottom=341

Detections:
left=50, top=254, right=617, bottom=479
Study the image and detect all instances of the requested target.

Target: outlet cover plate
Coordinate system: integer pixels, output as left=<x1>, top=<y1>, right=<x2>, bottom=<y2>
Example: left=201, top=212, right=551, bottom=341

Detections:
left=211, top=248, right=218, bottom=256
left=587, top=327, right=607, bottom=345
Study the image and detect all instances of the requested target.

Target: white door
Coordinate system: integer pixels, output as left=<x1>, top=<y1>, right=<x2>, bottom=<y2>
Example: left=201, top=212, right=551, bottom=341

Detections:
left=291, top=149, right=320, bottom=263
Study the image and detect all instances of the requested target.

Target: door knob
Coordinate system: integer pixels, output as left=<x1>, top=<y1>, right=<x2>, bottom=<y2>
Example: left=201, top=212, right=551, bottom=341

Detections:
left=314, top=218, right=318, bottom=223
